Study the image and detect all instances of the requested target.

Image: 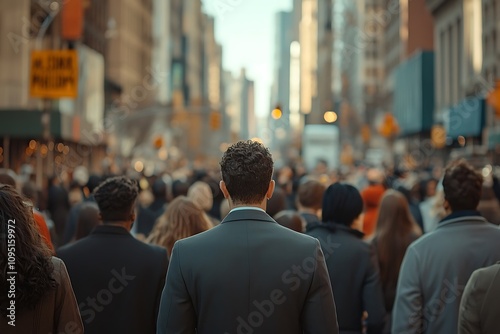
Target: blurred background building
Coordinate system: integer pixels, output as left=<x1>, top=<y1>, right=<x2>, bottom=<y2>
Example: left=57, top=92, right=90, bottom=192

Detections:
left=0, top=0, right=499, bottom=182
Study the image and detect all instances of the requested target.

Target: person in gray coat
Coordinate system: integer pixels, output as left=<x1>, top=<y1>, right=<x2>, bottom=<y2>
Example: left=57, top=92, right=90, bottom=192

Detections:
left=157, top=140, right=338, bottom=334
left=392, top=160, right=500, bottom=334
left=458, top=263, right=500, bottom=334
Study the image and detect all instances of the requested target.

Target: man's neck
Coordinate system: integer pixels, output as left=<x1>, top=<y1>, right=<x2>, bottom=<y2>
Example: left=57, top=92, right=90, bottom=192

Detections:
left=230, top=201, right=267, bottom=212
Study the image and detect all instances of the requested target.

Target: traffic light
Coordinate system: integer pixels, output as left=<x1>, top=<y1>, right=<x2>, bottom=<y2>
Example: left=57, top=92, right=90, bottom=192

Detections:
left=271, top=105, right=282, bottom=120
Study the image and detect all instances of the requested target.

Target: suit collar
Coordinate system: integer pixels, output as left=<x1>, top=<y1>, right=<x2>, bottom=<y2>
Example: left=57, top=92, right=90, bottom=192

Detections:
left=91, top=224, right=131, bottom=236
left=437, top=212, right=489, bottom=229
left=221, top=209, right=276, bottom=224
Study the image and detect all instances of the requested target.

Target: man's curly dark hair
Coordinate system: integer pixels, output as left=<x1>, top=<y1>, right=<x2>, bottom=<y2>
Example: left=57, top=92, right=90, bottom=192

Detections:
left=0, top=184, right=56, bottom=317
left=93, top=176, right=139, bottom=222
left=443, top=159, right=483, bottom=211
left=220, top=140, right=274, bottom=204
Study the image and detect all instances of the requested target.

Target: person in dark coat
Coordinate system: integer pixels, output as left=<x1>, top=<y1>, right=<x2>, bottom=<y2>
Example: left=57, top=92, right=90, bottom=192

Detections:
left=392, top=160, right=500, bottom=334
left=306, top=182, right=386, bottom=334
left=459, top=263, right=500, bottom=334
left=157, top=140, right=338, bottom=334
left=47, top=176, right=70, bottom=243
left=57, top=176, right=168, bottom=334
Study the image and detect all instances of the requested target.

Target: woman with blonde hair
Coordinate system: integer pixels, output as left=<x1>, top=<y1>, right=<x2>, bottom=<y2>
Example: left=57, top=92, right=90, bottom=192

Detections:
left=372, top=190, right=422, bottom=333
left=147, top=196, right=212, bottom=256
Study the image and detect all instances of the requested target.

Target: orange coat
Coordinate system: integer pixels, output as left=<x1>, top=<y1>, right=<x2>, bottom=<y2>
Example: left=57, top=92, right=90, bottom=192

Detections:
left=33, top=210, right=54, bottom=252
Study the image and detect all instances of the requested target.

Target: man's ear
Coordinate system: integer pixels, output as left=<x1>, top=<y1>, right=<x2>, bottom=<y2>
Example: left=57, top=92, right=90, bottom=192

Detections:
left=443, top=199, right=451, bottom=212
left=266, top=180, right=275, bottom=200
left=220, top=180, right=230, bottom=199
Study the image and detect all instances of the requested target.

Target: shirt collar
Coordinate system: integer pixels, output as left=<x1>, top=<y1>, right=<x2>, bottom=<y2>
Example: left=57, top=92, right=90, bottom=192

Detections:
left=440, top=210, right=482, bottom=224
left=229, top=206, right=266, bottom=214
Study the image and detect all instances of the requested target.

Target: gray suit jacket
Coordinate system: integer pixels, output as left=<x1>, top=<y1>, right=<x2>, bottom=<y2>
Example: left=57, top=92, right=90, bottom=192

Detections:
left=392, top=213, right=500, bottom=334
left=157, top=209, right=339, bottom=334
left=459, top=263, right=500, bottom=334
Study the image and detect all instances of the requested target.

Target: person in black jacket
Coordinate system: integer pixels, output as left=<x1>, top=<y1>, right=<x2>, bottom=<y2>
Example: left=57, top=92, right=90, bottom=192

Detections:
left=307, top=182, right=386, bottom=334
left=57, top=176, right=168, bottom=334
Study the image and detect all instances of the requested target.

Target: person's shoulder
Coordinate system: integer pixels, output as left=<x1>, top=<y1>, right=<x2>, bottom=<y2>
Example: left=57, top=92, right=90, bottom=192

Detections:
left=471, top=263, right=500, bottom=282
left=56, top=237, right=89, bottom=257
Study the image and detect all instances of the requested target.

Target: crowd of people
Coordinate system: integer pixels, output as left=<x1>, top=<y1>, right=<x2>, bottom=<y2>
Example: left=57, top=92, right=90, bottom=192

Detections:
left=1, top=140, right=500, bottom=333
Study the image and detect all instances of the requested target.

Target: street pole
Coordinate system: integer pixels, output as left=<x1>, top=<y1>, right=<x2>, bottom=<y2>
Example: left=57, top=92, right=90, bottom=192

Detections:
left=35, top=4, right=60, bottom=188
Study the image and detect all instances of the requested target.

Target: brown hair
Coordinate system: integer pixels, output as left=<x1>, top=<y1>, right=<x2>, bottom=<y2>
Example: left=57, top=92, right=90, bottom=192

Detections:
left=374, top=190, right=421, bottom=305
left=146, top=196, right=212, bottom=255
left=442, top=159, right=483, bottom=211
left=296, top=179, right=325, bottom=210
left=0, top=185, right=55, bottom=316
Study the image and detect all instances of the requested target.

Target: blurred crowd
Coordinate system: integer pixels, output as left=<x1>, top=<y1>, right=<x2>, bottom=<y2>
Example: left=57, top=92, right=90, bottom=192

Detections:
left=1, top=149, right=500, bottom=333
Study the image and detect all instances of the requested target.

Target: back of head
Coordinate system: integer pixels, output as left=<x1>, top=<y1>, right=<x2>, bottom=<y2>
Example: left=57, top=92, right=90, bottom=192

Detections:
left=93, top=176, right=139, bottom=222
left=75, top=202, right=100, bottom=240
left=152, top=178, right=167, bottom=199
left=220, top=140, right=274, bottom=205
left=322, top=182, right=363, bottom=226
left=187, top=181, right=213, bottom=212
left=0, top=184, right=55, bottom=316
left=442, top=159, right=483, bottom=212
left=148, top=196, right=211, bottom=254
left=86, top=174, right=102, bottom=195
left=172, top=179, right=190, bottom=199
left=266, top=186, right=286, bottom=217
left=297, top=179, right=326, bottom=211
left=376, top=190, right=417, bottom=236
left=21, top=181, right=38, bottom=205
left=274, top=210, right=305, bottom=233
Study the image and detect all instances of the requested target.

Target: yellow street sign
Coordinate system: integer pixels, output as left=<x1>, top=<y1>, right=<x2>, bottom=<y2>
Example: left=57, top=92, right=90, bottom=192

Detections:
left=30, top=50, right=78, bottom=98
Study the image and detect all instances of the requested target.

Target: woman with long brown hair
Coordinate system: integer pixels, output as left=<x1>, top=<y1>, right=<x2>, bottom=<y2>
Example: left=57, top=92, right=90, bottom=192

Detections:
left=0, top=184, right=82, bottom=333
left=372, top=189, right=422, bottom=333
left=147, top=196, right=212, bottom=256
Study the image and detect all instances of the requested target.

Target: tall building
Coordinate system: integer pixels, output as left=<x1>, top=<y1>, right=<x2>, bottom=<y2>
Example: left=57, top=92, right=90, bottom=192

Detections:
left=107, top=0, right=154, bottom=104
left=426, top=0, right=486, bottom=149
left=224, top=69, right=255, bottom=141
left=270, top=11, right=293, bottom=150
left=382, top=0, right=434, bottom=115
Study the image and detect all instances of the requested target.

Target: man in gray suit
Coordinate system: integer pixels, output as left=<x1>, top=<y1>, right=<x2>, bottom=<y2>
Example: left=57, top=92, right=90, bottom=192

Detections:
left=157, top=140, right=338, bottom=334
left=458, top=263, right=500, bottom=334
left=392, top=160, right=500, bottom=334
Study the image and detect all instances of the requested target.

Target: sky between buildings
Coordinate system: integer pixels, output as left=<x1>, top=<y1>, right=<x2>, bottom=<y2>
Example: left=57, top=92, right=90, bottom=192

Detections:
left=203, top=0, right=293, bottom=117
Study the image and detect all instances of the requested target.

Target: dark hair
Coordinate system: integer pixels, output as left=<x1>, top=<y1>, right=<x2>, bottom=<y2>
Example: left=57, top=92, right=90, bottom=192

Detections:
left=75, top=202, right=100, bottom=240
left=172, top=180, right=190, bottom=199
left=442, top=159, right=483, bottom=211
left=152, top=179, right=167, bottom=199
left=0, top=185, right=56, bottom=316
left=297, top=179, right=325, bottom=210
left=374, top=190, right=421, bottom=310
left=322, top=183, right=363, bottom=225
left=220, top=140, right=274, bottom=204
left=93, top=176, right=139, bottom=222
left=274, top=210, right=304, bottom=233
